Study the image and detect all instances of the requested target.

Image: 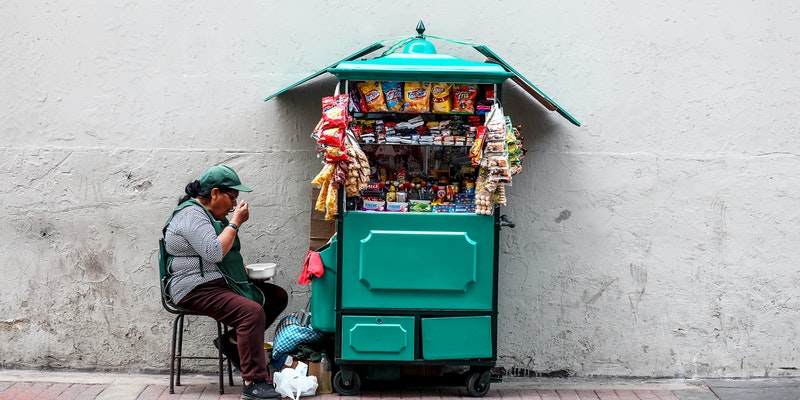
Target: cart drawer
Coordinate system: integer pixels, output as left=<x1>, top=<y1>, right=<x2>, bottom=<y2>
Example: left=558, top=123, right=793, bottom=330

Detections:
left=341, top=316, right=415, bottom=361
left=421, top=316, right=492, bottom=360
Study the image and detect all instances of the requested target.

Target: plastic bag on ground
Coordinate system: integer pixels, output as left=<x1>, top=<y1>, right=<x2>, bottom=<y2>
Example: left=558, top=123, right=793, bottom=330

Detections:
left=273, top=361, right=319, bottom=399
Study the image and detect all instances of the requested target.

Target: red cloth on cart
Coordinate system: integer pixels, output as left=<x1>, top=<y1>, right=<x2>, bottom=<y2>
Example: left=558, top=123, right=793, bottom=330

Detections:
left=297, top=250, right=324, bottom=284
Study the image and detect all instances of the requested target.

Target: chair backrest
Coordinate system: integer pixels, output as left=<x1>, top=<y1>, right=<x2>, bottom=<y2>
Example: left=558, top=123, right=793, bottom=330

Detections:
left=159, top=238, right=184, bottom=314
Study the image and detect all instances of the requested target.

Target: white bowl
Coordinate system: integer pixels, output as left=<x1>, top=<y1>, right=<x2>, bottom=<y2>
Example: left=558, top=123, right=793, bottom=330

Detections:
left=245, top=263, right=277, bottom=280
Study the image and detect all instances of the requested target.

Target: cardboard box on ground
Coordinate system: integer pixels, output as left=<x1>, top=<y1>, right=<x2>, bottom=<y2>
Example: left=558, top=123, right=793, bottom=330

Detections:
left=310, top=187, right=337, bottom=250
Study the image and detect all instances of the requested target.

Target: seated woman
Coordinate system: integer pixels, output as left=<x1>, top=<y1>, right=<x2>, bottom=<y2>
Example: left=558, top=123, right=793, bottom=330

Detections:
left=163, top=165, right=287, bottom=400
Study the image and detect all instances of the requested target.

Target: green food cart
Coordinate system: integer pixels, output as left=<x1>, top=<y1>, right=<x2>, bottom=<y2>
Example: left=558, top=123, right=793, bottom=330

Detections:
left=266, top=23, right=578, bottom=397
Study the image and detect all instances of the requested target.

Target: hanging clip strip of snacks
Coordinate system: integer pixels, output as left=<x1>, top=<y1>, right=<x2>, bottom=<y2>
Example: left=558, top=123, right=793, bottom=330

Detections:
left=311, top=88, right=371, bottom=220
left=474, top=103, right=512, bottom=215
left=312, top=90, right=349, bottom=220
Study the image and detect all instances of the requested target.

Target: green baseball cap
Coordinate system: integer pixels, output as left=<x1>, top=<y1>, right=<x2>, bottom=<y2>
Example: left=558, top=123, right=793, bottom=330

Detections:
left=199, top=165, right=253, bottom=192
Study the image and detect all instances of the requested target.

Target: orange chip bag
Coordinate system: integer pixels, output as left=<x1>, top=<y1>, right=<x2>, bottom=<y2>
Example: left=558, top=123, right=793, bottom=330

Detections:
left=403, top=82, right=432, bottom=113
left=431, top=82, right=453, bottom=114
left=357, top=81, right=388, bottom=112
left=452, top=84, right=477, bottom=114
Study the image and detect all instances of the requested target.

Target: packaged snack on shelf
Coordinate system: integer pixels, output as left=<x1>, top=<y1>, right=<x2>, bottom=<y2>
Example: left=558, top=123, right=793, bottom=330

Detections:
left=409, top=200, right=432, bottom=213
left=452, top=84, right=477, bottom=114
left=455, top=204, right=477, bottom=213
left=454, top=193, right=475, bottom=205
left=432, top=204, right=456, bottom=213
left=360, top=189, right=385, bottom=211
left=348, top=86, right=366, bottom=114
left=362, top=199, right=385, bottom=211
left=357, top=81, right=389, bottom=112
left=403, top=82, right=432, bottom=113
left=431, top=82, right=454, bottom=114
left=382, top=82, right=404, bottom=112
left=385, top=201, right=409, bottom=212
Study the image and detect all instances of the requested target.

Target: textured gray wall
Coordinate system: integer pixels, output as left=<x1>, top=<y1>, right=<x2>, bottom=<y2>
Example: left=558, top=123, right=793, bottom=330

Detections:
left=2, top=0, right=800, bottom=378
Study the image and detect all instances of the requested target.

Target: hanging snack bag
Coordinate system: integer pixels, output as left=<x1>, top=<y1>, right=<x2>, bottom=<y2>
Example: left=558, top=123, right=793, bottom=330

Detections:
left=505, top=118, right=525, bottom=175
left=452, top=84, right=478, bottom=114
left=480, top=104, right=511, bottom=184
left=470, top=125, right=486, bottom=166
left=357, top=81, right=388, bottom=112
left=321, top=94, right=349, bottom=128
left=382, top=81, right=404, bottom=112
left=403, top=82, right=432, bottom=113
left=318, top=126, right=344, bottom=147
left=324, top=143, right=348, bottom=163
left=431, top=82, right=453, bottom=114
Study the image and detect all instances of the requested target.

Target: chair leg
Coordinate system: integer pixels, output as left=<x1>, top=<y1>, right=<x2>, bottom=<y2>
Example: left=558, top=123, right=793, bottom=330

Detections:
left=216, top=322, right=225, bottom=394
left=176, top=314, right=185, bottom=387
left=167, top=313, right=235, bottom=394
left=225, top=325, right=234, bottom=386
left=169, top=314, right=182, bottom=394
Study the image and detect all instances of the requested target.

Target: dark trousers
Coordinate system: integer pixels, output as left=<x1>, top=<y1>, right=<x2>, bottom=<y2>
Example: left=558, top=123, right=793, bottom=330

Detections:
left=178, top=278, right=288, bottom=381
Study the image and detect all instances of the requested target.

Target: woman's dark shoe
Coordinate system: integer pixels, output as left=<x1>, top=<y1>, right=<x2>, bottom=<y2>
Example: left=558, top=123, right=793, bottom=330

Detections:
left=213, top=332, right=241, bottom=372
left=241, top=379, right=280, bottom=399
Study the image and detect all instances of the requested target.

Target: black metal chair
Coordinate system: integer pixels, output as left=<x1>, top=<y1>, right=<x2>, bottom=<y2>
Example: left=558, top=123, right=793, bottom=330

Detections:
left=159, top=239, right=234, bottom=394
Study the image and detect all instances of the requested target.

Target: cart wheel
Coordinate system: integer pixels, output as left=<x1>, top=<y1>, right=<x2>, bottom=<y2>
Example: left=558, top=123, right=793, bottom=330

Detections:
left=466, top=370, right=491, bottom=397
left=333, top=370, right=361, bottom=396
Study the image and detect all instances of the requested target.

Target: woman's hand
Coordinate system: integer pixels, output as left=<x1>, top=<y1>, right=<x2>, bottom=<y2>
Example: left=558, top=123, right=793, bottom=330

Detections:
left=220, top=200, right=249, bottom=256
left=230, top=200, right=249, bottom=226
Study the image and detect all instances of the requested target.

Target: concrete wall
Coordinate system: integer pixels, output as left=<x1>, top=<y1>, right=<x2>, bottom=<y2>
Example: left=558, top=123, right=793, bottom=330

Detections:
left=2, top=0, right=799, bottom=378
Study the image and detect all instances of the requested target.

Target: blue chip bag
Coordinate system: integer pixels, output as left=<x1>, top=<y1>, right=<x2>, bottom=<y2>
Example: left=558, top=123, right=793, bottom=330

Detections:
left=382, top=81, right=404, bottom=112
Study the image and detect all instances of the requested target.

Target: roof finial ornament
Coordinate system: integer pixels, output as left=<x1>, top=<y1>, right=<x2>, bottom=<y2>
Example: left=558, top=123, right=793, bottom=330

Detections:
left=416, top=20, right=426, bottom=38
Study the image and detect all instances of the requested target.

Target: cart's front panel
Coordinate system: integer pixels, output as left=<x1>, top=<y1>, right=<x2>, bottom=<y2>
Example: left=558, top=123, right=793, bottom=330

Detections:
left=340, top=211, right=495, bottom=310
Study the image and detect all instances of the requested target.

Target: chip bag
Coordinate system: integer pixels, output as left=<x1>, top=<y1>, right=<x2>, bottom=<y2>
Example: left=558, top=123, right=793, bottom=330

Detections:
left=431, top=82, right=453, bottom=114
left=382, top=81, right=404, bottom=112
left=403, top=82, right=432, bottom=113
left=321, top=94, right=349, bottom=127
left=452, top=84, right=477, bottom=114
left=357, top=81, right=388, bottom=112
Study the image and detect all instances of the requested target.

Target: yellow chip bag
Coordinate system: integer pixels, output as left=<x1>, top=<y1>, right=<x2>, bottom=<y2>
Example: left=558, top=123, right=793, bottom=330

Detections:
left=357, top=81, right=388, bottom=112
left=431, top=82, right=453, bottom=114
left=403, top=82, right=431, bottom=113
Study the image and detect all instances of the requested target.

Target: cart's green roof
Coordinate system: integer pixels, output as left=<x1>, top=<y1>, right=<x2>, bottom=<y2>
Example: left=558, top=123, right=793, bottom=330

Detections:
left=264, top=31, right=580, bottom=127
left=328, top=39, right=513, bottom=84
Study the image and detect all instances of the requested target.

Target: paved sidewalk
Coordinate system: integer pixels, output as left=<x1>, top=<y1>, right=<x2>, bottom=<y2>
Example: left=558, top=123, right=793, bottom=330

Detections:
left=0, top=369, right=720, bottom=400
